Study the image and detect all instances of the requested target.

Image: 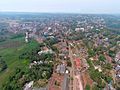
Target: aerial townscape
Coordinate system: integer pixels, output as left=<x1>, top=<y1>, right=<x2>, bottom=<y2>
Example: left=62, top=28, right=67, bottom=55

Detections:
left=0, top=0, right=120, bottom=90
left=0, top=13, right=120, bottom=90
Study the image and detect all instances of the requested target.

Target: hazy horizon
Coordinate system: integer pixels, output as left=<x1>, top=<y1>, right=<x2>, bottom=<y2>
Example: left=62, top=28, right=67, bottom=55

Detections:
left=0, top=0, right=120, bottom=14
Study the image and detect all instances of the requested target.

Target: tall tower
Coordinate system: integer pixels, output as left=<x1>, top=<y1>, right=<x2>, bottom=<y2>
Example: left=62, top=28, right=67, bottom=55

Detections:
left=25, top=32, right=29, bottom=43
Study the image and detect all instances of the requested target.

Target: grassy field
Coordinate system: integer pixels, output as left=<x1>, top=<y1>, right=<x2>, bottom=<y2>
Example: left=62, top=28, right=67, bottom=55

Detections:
left=0, top=37, right=39, bottom=88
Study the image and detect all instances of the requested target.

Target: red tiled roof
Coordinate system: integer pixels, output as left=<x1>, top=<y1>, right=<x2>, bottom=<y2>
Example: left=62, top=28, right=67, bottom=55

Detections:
left=74, top=58, right=81, bottom=68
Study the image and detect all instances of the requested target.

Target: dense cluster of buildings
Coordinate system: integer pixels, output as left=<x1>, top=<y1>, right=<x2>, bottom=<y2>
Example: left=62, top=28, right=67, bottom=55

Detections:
left=1, top=14, right=119, bottom=90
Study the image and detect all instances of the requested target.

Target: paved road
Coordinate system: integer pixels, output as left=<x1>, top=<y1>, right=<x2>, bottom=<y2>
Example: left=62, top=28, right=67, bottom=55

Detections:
left=62, top=73, right=69, bottom=90
left=69, top=44, right=75, bottom=90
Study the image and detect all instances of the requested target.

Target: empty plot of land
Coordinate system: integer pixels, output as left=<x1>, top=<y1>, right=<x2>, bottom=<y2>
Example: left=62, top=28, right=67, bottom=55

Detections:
left=0, top=40, right=24, bottom=49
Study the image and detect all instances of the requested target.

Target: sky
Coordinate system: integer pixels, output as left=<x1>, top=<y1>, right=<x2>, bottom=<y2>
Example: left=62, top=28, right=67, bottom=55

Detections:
left=0, top=0, right=120, bottom=14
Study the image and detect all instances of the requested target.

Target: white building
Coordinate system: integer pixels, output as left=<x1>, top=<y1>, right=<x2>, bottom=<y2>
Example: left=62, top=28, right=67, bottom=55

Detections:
left=25, top=32, right=29, bottom=43
left=24, top=81, right=33, bottom=90
left=38, top=49, right=54, bottom=55
left=115, top=52, right=120, bottom=64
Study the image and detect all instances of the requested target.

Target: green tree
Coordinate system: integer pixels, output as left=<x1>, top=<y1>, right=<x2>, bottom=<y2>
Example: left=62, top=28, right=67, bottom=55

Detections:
left=88, top=49, right=95, bottom=57
left=0, top=57, right=7, bottom=72
left=99, top=55, right=106, bottom=62
left=85, top=84, right=90, bottom=90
